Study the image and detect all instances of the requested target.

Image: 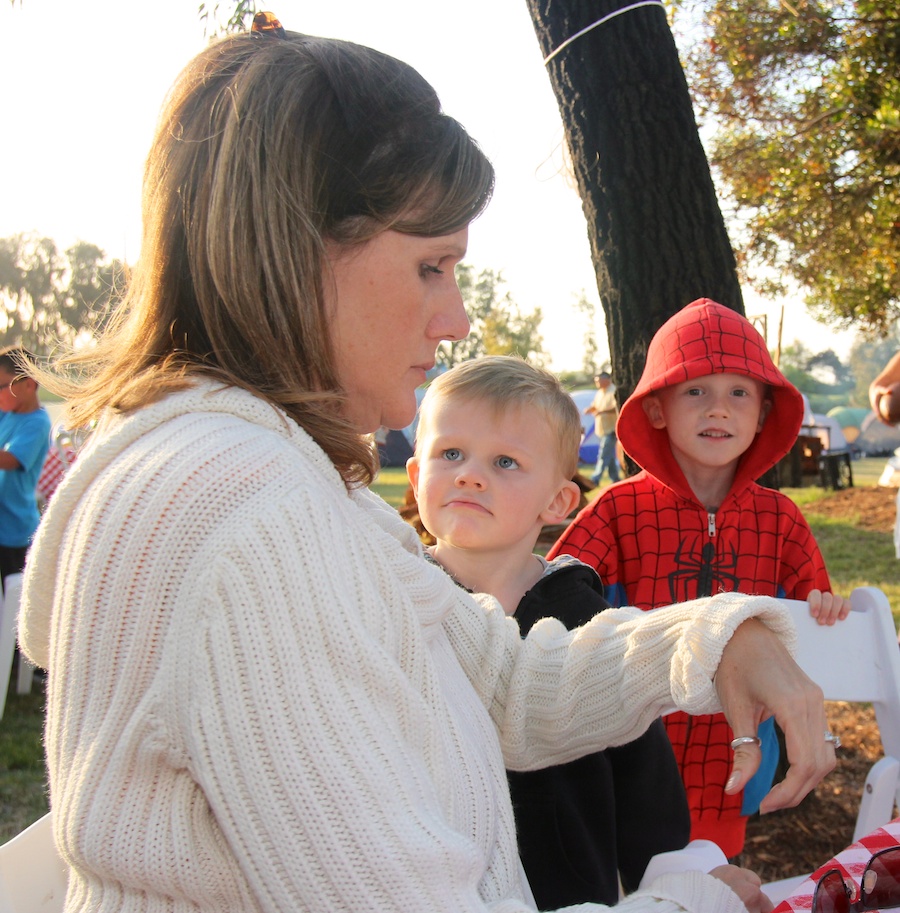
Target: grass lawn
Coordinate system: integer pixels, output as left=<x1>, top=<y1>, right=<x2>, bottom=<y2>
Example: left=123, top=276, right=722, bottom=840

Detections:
left=3, top=459, right=898, bottom=842
left=370, top=466, right=412, bottom=508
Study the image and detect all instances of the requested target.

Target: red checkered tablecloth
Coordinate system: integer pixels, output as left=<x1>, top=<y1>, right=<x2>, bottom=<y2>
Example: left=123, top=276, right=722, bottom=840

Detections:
left=773, top=818, right=900, bottom=911
left=36, top=443, right=76, bottom=505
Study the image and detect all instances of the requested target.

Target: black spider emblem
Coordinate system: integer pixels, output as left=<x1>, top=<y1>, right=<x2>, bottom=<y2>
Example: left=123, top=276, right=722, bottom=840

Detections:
left=667, top=538, right=740, bottom=600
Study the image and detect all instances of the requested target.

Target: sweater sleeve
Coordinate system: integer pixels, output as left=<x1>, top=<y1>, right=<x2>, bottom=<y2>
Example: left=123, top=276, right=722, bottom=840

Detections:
left=445, top=589, right=797, bottom=771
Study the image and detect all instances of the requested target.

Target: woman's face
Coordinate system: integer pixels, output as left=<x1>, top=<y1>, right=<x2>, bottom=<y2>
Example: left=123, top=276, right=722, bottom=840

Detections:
left=326, top=227, right=470, bottom=433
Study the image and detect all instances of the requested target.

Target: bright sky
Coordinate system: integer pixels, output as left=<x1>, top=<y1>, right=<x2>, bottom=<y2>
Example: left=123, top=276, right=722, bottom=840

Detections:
left=0, top=0, right=854, bottom=370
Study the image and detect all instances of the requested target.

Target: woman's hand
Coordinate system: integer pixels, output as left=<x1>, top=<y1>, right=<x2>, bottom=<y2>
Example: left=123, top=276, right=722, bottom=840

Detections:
left=710, top=865, right=774, bottom=913
left=715, top=618, right=835, bottom=813
left=807, top=589, right=852, bottom=626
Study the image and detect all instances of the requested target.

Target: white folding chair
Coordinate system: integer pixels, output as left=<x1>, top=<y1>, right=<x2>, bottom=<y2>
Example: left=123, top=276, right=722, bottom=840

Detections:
left=0, top=573, right=24, bottom=721
left=0, top=812, right=67, bottom=913
left=764, top=586, right=900, bottom=905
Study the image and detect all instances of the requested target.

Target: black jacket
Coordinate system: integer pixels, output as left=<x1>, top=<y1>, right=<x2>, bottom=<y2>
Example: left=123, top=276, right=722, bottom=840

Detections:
left=509, top=559, right=690, bottom=909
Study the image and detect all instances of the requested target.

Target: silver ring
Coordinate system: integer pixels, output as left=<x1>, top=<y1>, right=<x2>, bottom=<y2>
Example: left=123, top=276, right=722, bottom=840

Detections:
left=824, top=730, right=841, bottom=749
left=730, top=736, right=761, bottom=750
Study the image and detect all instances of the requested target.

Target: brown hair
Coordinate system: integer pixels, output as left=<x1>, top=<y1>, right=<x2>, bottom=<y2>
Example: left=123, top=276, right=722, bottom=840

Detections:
left=41, top=31, right=494, bottom=486
left=416, top=356, right=582, bottom=478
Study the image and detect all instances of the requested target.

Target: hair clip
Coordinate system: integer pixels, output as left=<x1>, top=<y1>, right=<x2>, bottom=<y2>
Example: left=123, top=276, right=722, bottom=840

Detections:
left=251, top=11, right=286, bottom=38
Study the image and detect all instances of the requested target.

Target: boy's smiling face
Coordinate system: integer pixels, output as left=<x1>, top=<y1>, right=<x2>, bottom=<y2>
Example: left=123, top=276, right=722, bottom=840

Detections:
left=407, top=394, right=578, bottom=553
left=643, top=372, right=771, bottom=477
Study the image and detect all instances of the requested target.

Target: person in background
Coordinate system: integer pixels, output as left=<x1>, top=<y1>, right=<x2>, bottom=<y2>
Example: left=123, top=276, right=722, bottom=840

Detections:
left=869, top=349, right=900, bottom=559
left=407, top=356, right=690, bottom=908
left=586, top=370, right=621, bottom=485
left=550, top=298, right=849, bottom=860
left=0, top=346, right=50, bottom=589
left=20, top=23, right=835, bottom=913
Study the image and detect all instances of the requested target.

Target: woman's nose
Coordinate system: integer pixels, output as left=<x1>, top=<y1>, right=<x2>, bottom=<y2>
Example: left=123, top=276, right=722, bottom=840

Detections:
left=431, top=283, right=470, bottom=343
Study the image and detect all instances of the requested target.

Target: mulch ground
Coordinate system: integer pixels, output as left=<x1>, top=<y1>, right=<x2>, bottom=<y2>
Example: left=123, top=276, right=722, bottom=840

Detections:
left=743, top=484, right=897, bottom=882
left=802, top=483, right=897, bottom=532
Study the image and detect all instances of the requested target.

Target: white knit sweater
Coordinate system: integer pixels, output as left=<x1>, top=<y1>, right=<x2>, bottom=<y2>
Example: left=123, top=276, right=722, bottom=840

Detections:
left=20, top=383, right=795, bottom=913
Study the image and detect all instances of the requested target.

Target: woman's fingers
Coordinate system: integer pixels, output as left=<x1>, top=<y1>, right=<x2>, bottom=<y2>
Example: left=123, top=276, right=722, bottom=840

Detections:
left=716, top=618, right=835, bottom=812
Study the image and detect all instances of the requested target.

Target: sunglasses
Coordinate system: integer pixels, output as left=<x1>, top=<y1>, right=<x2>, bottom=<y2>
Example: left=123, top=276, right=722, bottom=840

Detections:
left=813, top=847, right=900, bottom=912
left=0, top=377, right=22, bottom=393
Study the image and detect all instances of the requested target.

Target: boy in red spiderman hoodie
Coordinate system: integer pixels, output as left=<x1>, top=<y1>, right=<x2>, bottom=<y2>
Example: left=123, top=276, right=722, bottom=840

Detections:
left=549, top=298, right=849, bottom=859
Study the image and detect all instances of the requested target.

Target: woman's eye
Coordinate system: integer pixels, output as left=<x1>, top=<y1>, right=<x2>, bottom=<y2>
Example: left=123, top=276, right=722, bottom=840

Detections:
left=496, top=455, right=519, bottom=470
left=441, top=448, right=463, bottom=462
left=420, top=264, right=444, bottom=277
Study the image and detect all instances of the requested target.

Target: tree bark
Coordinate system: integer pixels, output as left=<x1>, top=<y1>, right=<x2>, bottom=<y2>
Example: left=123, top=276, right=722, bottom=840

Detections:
left=524, top=0, right=744, bottom=405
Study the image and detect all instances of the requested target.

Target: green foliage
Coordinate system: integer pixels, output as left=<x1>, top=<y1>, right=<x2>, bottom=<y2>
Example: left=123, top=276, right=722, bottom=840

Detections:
left=0, top=234, right=125, bottom=356
left=438, top=264, right=546, bottom=368
left=557, top=371, right=595, bottom=389
left=672, top=0, right=900, bottom=333
left=573, top=291, right=600, bottom=376
left=198, top=0, right=256, bottom=36
left=777, top=339, right=855, bottom=411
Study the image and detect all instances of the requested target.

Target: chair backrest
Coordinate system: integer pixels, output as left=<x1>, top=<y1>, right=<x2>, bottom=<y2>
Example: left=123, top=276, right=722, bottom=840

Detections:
left=783, top=586, right=900, bottom=761
left=0, top=572, right=24, bottom=722
left=0, top=812, right=67, bottom=913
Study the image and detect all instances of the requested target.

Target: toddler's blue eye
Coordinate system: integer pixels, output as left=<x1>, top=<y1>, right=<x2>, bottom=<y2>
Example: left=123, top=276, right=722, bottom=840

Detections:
left=496, top=455, right=519, bottom=470
left=442, top=448, right=462, bottom=461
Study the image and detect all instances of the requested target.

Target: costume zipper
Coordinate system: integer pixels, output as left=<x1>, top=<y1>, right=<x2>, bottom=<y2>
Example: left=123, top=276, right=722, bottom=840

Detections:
left=695, top=511, right=717, bottom=598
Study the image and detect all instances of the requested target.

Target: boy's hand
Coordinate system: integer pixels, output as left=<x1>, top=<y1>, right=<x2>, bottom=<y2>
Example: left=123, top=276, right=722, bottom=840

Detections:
left=807, top=589, right=851, bottom=626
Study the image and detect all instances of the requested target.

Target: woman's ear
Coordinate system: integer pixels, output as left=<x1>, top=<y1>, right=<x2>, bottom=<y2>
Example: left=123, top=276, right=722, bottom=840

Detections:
left=642, top=395, right=667, bottom=429
left=540, top=479, right=581, bottom=525
left=406, top=456, right=420, bottom=497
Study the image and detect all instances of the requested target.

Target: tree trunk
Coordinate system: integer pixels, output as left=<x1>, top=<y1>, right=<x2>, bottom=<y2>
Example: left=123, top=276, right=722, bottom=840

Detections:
left=524, top=0, right=744, bottom=405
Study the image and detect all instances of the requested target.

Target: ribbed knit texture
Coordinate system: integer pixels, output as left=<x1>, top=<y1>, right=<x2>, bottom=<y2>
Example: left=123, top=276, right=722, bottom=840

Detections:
left=20, top=382, right=792, bottom=913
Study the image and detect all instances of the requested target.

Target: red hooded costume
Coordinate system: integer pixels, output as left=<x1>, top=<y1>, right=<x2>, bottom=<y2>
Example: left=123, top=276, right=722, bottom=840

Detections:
left=549, top=298, right=832, bottom=856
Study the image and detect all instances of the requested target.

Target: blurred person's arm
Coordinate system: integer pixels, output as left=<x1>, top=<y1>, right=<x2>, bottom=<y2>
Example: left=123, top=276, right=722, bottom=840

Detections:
left=869, top=350, right=900, bottom=418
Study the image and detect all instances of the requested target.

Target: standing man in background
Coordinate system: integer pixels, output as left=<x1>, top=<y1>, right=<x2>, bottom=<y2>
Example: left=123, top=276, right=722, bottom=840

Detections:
left=585, top=371, right=620, bottom=485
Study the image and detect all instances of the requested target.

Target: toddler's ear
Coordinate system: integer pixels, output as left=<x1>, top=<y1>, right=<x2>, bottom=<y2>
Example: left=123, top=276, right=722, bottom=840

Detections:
left=757, top=398, right=773, bottom=432
left=406, top=456, right=420, bottom=496
left=642, top=395, right=667, bottom=429
left=540, top=480, right=581, bottom=525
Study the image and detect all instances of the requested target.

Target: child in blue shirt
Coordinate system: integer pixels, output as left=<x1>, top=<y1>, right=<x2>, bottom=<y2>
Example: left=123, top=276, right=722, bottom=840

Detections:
left=0, top=347, right=51, bottom=587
